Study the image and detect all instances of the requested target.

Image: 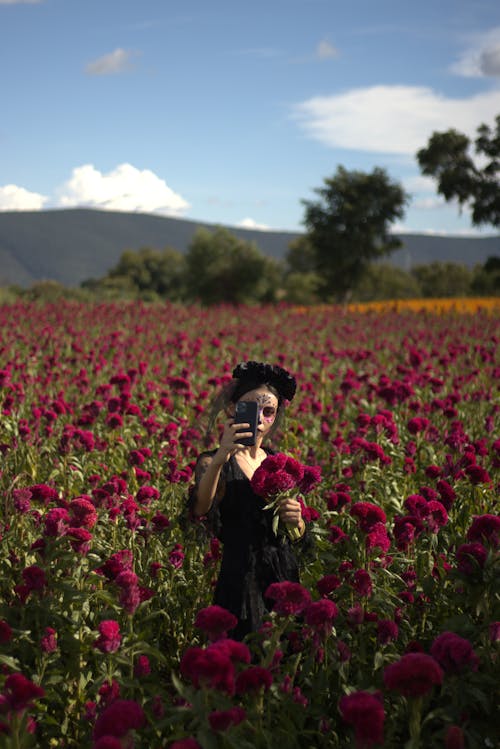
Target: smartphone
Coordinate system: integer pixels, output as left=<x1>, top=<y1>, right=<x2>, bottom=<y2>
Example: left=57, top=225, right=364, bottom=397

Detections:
left=234, top=400, right=259, bottom=447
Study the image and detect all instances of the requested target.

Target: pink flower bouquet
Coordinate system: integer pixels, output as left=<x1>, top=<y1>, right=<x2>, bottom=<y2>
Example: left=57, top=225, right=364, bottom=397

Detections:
left=250, top=453, right=321, bottom=540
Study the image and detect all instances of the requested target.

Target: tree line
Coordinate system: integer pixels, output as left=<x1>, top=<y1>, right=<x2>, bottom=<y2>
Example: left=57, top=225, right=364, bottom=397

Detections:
left=6, top=114, right=500, bottom=305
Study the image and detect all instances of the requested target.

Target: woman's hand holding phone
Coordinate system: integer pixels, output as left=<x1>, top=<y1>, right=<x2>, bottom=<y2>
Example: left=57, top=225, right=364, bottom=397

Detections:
left=213, top=419, right=254, bottom=466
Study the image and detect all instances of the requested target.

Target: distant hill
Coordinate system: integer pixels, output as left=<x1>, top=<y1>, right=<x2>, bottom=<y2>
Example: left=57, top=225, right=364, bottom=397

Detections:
left=0, top=208, right=498, bottom=288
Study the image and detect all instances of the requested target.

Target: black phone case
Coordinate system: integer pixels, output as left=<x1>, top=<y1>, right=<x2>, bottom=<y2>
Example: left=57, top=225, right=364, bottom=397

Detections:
left=234, top=401, right=259, bottom=446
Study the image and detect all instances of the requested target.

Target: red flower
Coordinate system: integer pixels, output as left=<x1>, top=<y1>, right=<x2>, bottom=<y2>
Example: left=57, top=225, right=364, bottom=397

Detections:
left=316, top=574, right=342, bottom=597
left=44, top=507, right=70, bottom=537
left=27, top=484, right=58, bottom=504
left=466, top=514, right=500, bottom=548
left=366, top=522, right=391, bottom=553
left=304, top=599, right=338, bottom=632
left=41, top=627, right=57, bottom=653
left=430, top=631, right=479, bottom=674
left=22, top=565, right=47, bottom=591
left=265, top=581, right=311, bottom=616
left=94, top=620, right=121, bottom=654
left=3, top=673, right=44, bottom=711
left=339, top=690, right=385, bottom=748
left=93, top=699, right=145, bottom=740
left=134, top=655, right=151, bottom=678
left=194, top=605, right=238, bottom=641
left=297, top=464, right=322, bottom=494
left=377, top=620, right=399, bottom=645
left=0, top=620, right=12, bottom=644
left=93, top=738, right=122, bottom=749
left=169, top=740, right=201, bottom=749
left=350, top=502, right=387, bottom=533
left=69, top=497, right=98, bottom=529
left=209, top=706, right=246, bottom=732
left=208, top=638, right=251, bottom=665
left=180, top=646, right=235, bottom=694
left=169, top=543, right=185, bottom=569
left=383, top=653, right=443, bottom=697
left=351, top=569, right=373, bottom=597
left=98, top=550, right=134, bottom=581
left=235, top=666, right=273, bottom=695
left=445, top=725, right=465, bottom=749
left=456, top=542, right=488, bottom=575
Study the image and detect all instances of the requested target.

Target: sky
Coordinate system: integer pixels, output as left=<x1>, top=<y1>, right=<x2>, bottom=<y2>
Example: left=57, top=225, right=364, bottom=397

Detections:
left=1, top=0, right=500, bottom=236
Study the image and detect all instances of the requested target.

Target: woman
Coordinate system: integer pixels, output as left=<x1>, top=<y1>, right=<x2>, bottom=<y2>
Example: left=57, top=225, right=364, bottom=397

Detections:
left=189, top=360, right=306, bottom=640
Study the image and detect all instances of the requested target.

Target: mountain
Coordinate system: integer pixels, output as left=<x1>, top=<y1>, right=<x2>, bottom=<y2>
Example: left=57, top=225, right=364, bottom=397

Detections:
left=0, top=208, right=498, bottom=288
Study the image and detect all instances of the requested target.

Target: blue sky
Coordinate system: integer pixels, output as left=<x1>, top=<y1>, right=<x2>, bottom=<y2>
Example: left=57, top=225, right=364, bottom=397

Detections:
left=1, top=0, right=499, bottom=235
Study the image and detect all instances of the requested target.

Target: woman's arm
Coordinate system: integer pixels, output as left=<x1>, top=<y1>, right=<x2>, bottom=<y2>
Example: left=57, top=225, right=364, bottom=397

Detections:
left=192, top=418, right=253, bottom=516
left=278, top=496, right=306, bottom=537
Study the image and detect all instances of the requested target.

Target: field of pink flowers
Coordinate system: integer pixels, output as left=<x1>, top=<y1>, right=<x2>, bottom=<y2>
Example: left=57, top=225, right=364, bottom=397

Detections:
left=0, top=300, right=498, bottom=749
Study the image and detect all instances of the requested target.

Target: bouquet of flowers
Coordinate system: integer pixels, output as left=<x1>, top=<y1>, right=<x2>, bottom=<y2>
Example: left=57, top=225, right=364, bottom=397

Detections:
left=250, top=453, right=321, bottom=540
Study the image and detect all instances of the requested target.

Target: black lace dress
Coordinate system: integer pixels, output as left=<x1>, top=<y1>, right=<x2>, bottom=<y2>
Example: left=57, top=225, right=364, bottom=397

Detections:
left=190, top=448, right=302, bottom=641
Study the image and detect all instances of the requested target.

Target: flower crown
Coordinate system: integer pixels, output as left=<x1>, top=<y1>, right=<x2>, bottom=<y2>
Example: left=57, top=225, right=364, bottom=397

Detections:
left=232, top=361, right=297, bottom=402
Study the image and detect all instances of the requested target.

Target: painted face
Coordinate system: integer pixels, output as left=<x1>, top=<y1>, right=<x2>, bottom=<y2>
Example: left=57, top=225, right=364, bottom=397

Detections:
left=236, top=386, right=279, bottom=434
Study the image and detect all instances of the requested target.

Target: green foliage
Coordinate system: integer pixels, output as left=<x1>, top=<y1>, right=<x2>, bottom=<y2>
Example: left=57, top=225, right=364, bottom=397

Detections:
left=184, top=227, right=282, bottom=304
left=471, top=256, right=500, bottom=296
left=417, top=114, right=500, bottom=228
left=410, top=262, right=474, bottom=298
left=353, top=263, right=421, bottom=302
left=92, top=246, right=187, bottom=300
left=302, top=166, right=409, bottom=302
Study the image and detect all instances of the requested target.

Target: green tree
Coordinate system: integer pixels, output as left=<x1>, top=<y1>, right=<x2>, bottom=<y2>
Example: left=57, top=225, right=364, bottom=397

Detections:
left=410, top=262, right=473, bottom=298
left=107, top=246, right=186, bottom=299
left=184, top=226, right=281, bottom=305
left=301, top=166, right=408, bottom=302
left=353, top=263, right=421, bottom=302
left=417, top=114, right=500, bottom=228
left=471, top=256, right=500, bottom=296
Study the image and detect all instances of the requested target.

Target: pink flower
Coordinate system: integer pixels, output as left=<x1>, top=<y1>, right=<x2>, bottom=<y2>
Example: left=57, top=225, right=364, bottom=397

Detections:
left=44, top=507, right=70, bottom=537
left=377, top=620, right=399, bottom=645
left=69, top=497, right=98, bottom=529
left=2, top=673, right=44, bottom=712
left=208, top=706, right=246, bottom=732
left=180, top=646, right=235, bottom=694
left=169, top=543, right=185, bottom=569
left=466, top=514, right=500, bottom=548
left=430, top=631, right=479, bottom=674
left=208, top=638, right=251, bottom=665
left=297, top=464, right=322, bottom=494
left=134, top=655, right=151, bottom=678
left=98, top=550, right=134, bottom=580
left=235, top=666, right=273, bottom=695
left=265, top=581, right=311, bottom=616
left=194, top=605, right=238, bottom=641
left=41, top=627, right=57, bottom=653
left=383, top=653, right=443, bottom=697
left=304, top=599, right=338, bottom=635
left=94, top=620, right=121, bottom=653
left=316, top=574, right=342, bottom=597
left=351, top=569, right=373, bottom=597
left=93, top=699, right=145, bottom=740
left=445, top=725, right=465, bottom=749
left=350, top=502, right=387, bottom=533
left=339, top=690, right=385, bottom=748
left=456, top=542, right=488, bottom=576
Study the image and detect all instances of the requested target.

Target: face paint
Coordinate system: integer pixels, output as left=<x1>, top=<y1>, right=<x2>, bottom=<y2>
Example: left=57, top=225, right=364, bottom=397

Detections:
left=238, top=391, right=278, bottom=425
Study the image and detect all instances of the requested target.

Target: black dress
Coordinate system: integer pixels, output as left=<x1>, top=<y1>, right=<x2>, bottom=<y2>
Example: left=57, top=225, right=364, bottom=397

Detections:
left=191, top=448, right=301, bottom=641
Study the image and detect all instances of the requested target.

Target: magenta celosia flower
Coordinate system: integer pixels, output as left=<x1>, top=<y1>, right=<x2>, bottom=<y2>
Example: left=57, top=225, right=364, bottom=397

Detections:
left=466, top=514, right=500, bottom=548
left=265, top=581, right=311, bottom=616
left=304, top=599, right=338, bottom=633
left=69, top=497, right=98, bottom=529
left=325, top=489, right=351, bottom=511
left=235, top=666, right=273, bottom=695
left=0, top=620, right=12, bottom=644
left=339, top=690, right=385, bottom=749
left=134, top=655, right=151, bottom=678
left=67, top=527, right=92, bottom=554
left=328, top=524, right=349, bottom=544
left=456, top=542, right=488, bottom=576
left=2, top=673, right=45, bottom=712
left=298, top=464, right=322, bottom=494
left=194, top=605, right=238, bottom=641
left=316, top=574, right=342, bottom=597
left=489, top=622, right=500, bottom=642
left=93, top=620, right=121, bottom=653
left=350, top=502, right=387, bottom=533
left=209, top=706, right=246, bottom=732
left=430, top=631, right=479, bottom=674
left=180, top=646, right=235, bottom=694
left=445, top=725, right=465, bottom=749
left=22, top=565, right=47, bottom=591
left=93, top=736, right=122, bottom=749
left=351, top=569, right=373, bottom=597
left=465, top=464, right=492, bottom=485
left=366, top=522, right=391, bottom=553
left=98, top=679, right=120, bottom=706
left=169, top=543, right=185, bottom=569
left=27, top=484, right=59, bottom=504
left=169, top=739, right=201, bottom=749
left=93, top=699, right=145, bottom=740
left=41, top=627, right=57, bottom=653
left=44, top=507, right=70, bottom=537
left=208, top=638, right=251, bottom=665
left=377, top=620, right=399, bottom=645
left=98, top=550, right=134, bottom=580
left=383, top=653, right=443, bottom=697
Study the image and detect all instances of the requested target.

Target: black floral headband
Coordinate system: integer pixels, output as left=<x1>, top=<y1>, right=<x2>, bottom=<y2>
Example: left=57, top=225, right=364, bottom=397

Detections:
left=232, top=361, right=297, bottom=402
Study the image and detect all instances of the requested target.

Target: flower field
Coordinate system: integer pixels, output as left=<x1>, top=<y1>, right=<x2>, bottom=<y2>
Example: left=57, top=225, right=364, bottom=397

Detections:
left=0, top=300, right=498, bottom=749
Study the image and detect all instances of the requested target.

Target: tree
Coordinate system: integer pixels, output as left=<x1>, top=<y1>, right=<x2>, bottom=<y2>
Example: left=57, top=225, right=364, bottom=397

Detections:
left=301, top=166, right=408, bottom=302
left=410, top=262, right=473, bottom=298
left=417, top=114, right=500, bottom=228
left=107, top=246, right=186, bottom=299
left=184, top=227, right=281, bottom=305
left=353, top=263, right=421, bottom=302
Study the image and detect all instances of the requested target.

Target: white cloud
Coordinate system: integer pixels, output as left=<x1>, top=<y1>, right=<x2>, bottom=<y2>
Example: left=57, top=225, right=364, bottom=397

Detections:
left=451, top=27, right=500, bottom=78
left=293, top=85, right=500, bottom=155
left=85, top=48, right=138, bottom=76
left=55, top=163, right=190, bottom=216
left=237, top=217, right=270, bottom=231
left=316, top=40, right=338, bottom=60
left=0, top=184, right=47, bottom=211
